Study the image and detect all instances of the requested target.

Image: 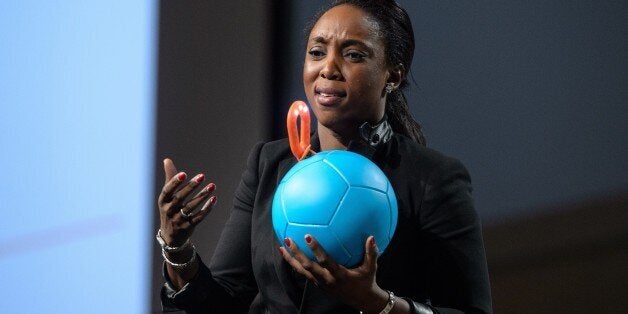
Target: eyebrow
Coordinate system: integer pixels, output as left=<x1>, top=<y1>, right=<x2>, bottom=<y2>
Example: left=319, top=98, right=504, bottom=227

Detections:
left=310, top=36, right=374, bottom=53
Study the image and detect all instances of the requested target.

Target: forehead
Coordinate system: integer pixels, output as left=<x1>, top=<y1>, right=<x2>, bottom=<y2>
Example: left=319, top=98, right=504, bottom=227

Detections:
left=309, top=4, right=382, bottom=43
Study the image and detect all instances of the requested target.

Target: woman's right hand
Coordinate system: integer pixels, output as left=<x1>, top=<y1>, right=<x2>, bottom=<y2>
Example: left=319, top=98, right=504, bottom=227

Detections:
left=158, top=158, right=217, bottom=247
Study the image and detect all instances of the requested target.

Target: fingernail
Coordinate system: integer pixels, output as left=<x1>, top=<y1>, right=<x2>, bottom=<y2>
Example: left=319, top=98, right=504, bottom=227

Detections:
left=305, top=234, right=312, bottom=244
left=194, top=174, right=205, bottom=184
left=177, top=173, right=187, bottom=181
left=369, top=236, right=376, bottom=248
left=210, top=196, right=218, bottom=204
left=277, top=247, right=283, bottom=255
left=284, top=238, right=290, bottom=247
left=205, top=183, right=216, bottom=192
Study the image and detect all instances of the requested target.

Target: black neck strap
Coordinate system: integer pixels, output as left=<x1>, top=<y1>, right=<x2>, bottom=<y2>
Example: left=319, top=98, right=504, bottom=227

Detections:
left=358, top=115, right=393, bottom=148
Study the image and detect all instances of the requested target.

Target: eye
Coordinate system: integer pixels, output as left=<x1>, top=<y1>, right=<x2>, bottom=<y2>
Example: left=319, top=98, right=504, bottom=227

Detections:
left=344, top=51, right=366, bottom=62
left=308, top=48, right=325, bottom=60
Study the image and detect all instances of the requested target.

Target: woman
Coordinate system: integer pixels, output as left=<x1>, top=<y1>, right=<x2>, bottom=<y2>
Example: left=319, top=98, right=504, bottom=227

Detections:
left=157, top=1, right=492, bottom=313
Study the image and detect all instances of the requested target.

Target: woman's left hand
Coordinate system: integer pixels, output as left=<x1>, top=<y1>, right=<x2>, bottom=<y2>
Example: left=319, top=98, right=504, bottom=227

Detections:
left=279, top=234, right=389, bottom=312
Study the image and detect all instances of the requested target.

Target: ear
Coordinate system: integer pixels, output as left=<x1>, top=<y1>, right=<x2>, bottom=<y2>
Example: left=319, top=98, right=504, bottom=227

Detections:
left=386, top=63, right=405, bottom=90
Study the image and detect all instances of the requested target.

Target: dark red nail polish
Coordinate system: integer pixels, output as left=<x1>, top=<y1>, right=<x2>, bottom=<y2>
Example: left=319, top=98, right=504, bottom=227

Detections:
left=206, top=183, right=216, bottom=192
left=177, top=173, right=186, bottom=181
left=284, top=238, right=290, bottom=247
left=305, top=235, right=312, bottom=244
left=277, top=247, right=283, bottom=255
left=210, top=196, right=217, bottom=204
left=195, top=174, right=205, bottom=183
left=369, top=236, right=376, bottom=248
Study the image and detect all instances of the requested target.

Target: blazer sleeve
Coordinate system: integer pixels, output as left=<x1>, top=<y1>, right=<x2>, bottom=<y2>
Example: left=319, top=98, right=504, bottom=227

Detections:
left=160, top=142, right=265, bottom=313
left=418, top=157, right=492, bottom=314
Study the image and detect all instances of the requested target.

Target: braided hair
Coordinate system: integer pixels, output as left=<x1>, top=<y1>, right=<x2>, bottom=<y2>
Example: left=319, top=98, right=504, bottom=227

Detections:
left=306, top=0, right=426, bottom=146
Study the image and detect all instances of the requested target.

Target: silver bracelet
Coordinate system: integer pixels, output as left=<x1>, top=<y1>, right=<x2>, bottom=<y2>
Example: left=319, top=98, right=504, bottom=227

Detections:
left=359, top=290, right=396, bottom=314
left=156, top=229, right=191, bottom=253
left=379, top=291, right=395, bottom=314
left=162, top=244, right=196, bottom=269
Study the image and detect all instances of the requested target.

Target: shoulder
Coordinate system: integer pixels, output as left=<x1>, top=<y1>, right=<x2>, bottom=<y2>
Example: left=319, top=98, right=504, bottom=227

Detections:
left=242, top=138, right=296, bottom=179
left=258, top=137, right=290, bottom=156
left=253, top=138, right=293, bottom=164
left=391, top=134, right=470, bottom=181
left=241, top=138, right=290, bottom=161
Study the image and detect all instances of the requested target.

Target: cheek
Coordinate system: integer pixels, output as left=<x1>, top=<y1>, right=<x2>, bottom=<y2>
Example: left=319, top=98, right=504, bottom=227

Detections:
left=351, top=70, right=382, bottom=97
left=303, top=71, right=317, bottom=100
left=303, top=66, right=316, bottom=101
left=303, top=62, right=318, bottom=83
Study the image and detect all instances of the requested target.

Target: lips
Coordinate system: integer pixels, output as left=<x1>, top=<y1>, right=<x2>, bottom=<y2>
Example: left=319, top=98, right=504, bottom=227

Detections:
left=315, top=86, right=346, bottom=106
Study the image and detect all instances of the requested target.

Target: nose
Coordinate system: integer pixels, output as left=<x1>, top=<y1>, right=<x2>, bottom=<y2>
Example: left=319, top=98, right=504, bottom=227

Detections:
left=320, top=54, right=342, bottom=80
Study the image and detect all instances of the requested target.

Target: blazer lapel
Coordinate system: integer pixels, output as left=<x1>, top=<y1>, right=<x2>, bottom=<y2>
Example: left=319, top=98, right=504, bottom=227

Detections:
left=271, top=154, right=302, bottom=307
left=272, top=133, right=321, bottom=308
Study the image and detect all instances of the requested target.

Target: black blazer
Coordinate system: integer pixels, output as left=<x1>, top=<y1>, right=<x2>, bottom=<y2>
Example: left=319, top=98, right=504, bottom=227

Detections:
left=162, top=133, right=492, bottom=314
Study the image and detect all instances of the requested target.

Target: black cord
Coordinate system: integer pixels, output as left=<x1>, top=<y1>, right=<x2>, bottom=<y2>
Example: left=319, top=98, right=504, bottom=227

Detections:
left=297, top=278, right=309, bottom=314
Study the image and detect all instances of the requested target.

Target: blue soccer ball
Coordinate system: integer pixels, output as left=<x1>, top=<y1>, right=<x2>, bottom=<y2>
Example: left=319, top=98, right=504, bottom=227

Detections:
left=272, top=150, right=398, bottom=267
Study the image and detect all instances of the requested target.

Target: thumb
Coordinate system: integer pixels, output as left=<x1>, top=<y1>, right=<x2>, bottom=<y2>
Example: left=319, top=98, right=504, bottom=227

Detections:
left=362, top=235, right=379, bottom=273
left=163, top=158, right=178, bottom=183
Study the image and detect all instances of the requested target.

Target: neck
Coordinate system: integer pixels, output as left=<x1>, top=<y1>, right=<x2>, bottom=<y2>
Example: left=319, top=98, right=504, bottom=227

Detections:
left=317, top=123, right=358, bottom=151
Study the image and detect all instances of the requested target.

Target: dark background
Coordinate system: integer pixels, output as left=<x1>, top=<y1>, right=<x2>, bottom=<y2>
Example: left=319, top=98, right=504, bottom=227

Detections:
left=152, top=1, right=627, bottom=312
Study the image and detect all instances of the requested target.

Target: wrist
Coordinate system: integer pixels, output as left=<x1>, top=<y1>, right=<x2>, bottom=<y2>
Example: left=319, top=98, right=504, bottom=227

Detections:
left=163, top=244, right=197, bottom=269
left=164, top=245, right=200, bottom=290
left=163, top=245, right=195, bottom=263
left=359, top=287, right=390, bottom=314
left=156, top=229, right=191, bottom=252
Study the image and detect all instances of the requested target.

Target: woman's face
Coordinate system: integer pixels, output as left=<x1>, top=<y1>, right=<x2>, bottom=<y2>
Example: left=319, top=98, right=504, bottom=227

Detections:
left=303, top=4, right=391, bottom=133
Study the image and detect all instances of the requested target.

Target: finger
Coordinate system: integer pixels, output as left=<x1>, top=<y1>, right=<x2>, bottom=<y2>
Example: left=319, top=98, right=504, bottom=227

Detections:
left=163, top=158, right=178, bottom=183
left=158, top=171, right=187, bottom=207
left=361, top=235, right=379, bottom=274
left=167, top=173, right=206, bottom=215
left=189, top=195, right=217, bottom=226
left=304, top=234, right=340, bottom=274
left=180, top=183, right=216, bottom=214
left=278, top=245, right=316, bottom=282
left=285, top=237, right=331, bottom=284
